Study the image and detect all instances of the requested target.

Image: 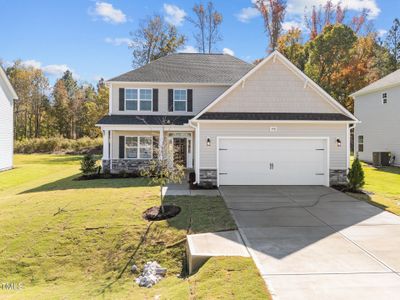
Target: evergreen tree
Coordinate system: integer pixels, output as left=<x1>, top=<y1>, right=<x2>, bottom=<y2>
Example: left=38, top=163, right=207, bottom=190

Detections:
left=347, top=157, right=365, bottom=192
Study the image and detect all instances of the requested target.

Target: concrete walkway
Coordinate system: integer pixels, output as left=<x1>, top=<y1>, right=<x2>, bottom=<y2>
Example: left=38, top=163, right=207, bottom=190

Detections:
left=219, top=185, right=400, bottom=300
left=162, top=182, right=220, bottom=196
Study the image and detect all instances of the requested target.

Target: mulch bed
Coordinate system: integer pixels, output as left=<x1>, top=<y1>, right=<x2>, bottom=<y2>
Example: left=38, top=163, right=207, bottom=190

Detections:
left=143, top=205, right=181, bottom=221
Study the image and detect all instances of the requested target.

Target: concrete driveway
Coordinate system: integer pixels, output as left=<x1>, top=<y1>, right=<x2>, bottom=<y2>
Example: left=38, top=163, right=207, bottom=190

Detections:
left=219, top=185, right=400, bottom=300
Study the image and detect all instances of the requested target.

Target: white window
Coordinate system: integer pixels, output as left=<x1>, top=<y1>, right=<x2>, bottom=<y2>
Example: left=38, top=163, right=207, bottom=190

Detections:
left=358, top=135, right=364, bottom=152
left=125, top=88, right=152, bottom=111
left=174, top=89, right=187, bottom=112
left=382, top=92, right=388, bottom=104
left=125, top=136, right=153, bottom=159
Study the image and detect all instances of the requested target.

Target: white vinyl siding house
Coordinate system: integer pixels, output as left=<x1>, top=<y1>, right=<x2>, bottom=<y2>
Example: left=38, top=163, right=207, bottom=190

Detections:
left=0, top=67, right=18, bottom=171
left=97, top=52, right=357, bottom=186
left=352, top=69, right=400, bottom=166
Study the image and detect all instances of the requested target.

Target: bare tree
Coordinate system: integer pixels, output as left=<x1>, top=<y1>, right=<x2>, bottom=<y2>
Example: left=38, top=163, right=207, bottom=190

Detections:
left=254, top=0, right=287, bottom=52
left=130, top=14, right=185, bottom=68
left=188, top=1, right=223, bottom=53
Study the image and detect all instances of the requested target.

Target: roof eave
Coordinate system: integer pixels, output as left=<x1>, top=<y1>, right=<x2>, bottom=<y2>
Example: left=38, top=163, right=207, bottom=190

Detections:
left=351, top=82, right=400, bottom=98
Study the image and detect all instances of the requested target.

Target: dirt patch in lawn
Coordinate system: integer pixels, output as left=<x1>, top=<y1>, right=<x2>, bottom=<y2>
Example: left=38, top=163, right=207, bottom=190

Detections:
left=143, top=205, right=181, bottom=221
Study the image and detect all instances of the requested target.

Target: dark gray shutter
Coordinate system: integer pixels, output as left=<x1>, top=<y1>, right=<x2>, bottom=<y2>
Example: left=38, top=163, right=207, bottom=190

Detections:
left=187, top=89, right=193, bottom=112
left=153, top=89, right=158, bottom=112
left=153, top=136, right=159, bottom=159
left=119, top=88, right=125, bottom=111
left=168, top=89, right=173, bottom=112
left=119, top=136, right=125, bottom=158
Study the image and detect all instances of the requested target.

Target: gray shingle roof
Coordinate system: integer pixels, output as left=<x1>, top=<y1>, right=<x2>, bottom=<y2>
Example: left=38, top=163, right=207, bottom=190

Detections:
left=352, top=68, right=400, bottom=97
left=108, top=53, right=254, bottom=84
left=198, top=112, right=353, bottom=121
left=97, top=115, right=194, bottom=126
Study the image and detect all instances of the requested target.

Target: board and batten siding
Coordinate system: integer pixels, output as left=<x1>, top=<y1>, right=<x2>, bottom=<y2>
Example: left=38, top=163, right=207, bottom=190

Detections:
left=110, top=83, right=228, bottom=115
left=0, top=78, right=14, bottom=171
left=199, top=123, right=348, bottom=170
left=209, top=57, right=338, bottom=114
left=354, top=85, right=400, bottom=166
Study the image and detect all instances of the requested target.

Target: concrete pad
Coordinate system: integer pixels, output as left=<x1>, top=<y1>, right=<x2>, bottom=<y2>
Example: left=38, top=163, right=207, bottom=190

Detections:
left=226, top=201, right=296, bottom=210
left=336, top=224, right=400, bottom=272
left=162, top=187, right=191, bottom=196
left=241, top=226, right=389, bottom=274
left=186, top=230, right=249, bottom=274
left=232, top=207, right=326, bottom=227
left=306, top=202, right=400, bottom=226
left=264, top=273, right=400, bottom=300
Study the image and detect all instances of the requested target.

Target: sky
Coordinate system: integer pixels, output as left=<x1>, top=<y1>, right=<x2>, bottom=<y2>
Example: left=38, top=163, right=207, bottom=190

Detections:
left=1, top=0, right=399, bottom=85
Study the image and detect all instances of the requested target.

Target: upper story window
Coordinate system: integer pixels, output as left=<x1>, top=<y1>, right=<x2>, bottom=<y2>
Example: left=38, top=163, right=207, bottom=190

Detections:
left=382, top=92, right=388, bottom=104
left=174, top=89, right=187, bottom=112
left=125, top=88, right=152, bottom=111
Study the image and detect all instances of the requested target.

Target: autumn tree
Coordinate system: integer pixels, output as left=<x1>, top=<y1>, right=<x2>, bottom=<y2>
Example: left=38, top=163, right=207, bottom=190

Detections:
left=254, top=0, right=287, bottom=52
left=277, top=28, right=306, bottom=70
left=188, top=1, right=223, bottom=53
left=130, top=14, right=185, bottom=68
left=305, top=24, right=357, bottom=110
left=6, top=61, right=49, bottom=139
left=53, top=79, right=70, bottom=137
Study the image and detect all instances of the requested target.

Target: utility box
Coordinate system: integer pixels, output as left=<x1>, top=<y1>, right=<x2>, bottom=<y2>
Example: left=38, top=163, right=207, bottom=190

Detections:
left=372, top=152, right=391, bottom=167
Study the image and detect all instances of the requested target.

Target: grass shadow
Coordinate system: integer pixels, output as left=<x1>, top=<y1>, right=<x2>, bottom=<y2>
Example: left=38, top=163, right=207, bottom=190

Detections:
left=371, top=165, right=400, bottom=176
left=346, top=191, right=390, bottom=211
left=20, top=174, right=155, bottom=194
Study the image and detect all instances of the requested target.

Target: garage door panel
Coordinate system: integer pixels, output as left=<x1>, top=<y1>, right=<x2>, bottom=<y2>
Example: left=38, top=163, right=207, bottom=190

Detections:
left=218, top=138, right=328, bottom=186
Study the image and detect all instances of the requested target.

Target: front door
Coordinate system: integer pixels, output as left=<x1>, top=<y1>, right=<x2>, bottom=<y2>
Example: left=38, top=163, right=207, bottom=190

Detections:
left=173, top=138, right=187, bottom=167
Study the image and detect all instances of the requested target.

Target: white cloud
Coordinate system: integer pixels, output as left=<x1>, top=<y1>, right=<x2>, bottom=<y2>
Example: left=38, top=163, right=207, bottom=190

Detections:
left=282, top=20, right=306, bottom=31
left=236, top=6, right=259, bottom=23
left=178, top=45, right=198, bottom=53
left=287, top=0, right=380, bottom=19
left=377, top=29, right=387, bottom=38
left=90, top=2, right=127, bottom=24
left=223, top=48, right=235, bottom=56
left=20, top=59, right=77, bottom=78
left=163, top=4, right=186, bottom=26
left=105, top=37, right=132, bottom=46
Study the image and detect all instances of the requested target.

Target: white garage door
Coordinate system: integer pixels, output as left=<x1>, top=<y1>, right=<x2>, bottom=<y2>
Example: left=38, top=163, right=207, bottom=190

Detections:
left=218, top=138, right=328, bottom=186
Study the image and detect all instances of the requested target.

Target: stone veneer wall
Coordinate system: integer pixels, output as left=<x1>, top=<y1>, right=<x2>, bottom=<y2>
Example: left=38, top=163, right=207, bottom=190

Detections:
left=198, top=168, right=347, bottom=186
left=199, top=169, right=218, bottom=187
left=102, top=159, right=151, bottom=174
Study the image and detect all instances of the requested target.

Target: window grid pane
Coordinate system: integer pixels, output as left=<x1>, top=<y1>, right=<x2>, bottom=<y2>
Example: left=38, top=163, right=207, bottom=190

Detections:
left=126, top=89, right=138, bottom=100
left=126, top=100, right=138, bottom=110
left=140, top=100, right=152, bottom=111
left=140, top=89, right=152, bottom=100
left=174, top=101, right=186, bottom=111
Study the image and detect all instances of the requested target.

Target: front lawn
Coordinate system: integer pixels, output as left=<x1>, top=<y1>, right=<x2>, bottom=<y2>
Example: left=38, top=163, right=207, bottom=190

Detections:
left=0, top=155, right=270, bottom=299
left=348, top=161, right=400, bottom=215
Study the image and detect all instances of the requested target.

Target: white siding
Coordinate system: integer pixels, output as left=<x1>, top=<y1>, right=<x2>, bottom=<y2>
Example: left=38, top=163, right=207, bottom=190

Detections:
left=110, top=83, right=228, bottom=115
left=209, top=57, right=339, bottom=114
left=354, top=86, right=400, bottom=165
left=0, top=79, right=13, bottom=171
left=199, top=122, right=348, bottom=170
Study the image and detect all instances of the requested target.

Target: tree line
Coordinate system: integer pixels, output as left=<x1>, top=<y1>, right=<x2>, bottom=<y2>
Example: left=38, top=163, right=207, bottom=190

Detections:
left=4, top=63, right=108, bottom=140
left=131, top=0, right=400, bottom=113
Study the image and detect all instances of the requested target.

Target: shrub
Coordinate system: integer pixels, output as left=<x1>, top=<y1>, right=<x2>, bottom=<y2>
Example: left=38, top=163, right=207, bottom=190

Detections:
left=14, top=137, right=102, bottom=154
left=80, top=154, right=98, bottom=175
left=347, top=157, right=365, bottom=192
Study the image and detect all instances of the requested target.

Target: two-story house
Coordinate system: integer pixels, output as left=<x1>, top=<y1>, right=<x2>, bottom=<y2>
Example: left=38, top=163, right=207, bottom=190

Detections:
left=97, top=51, right=358, bottom=186
left=0, top=67, right=18, bottom=171
left=352, top=69, right=400, bottom=166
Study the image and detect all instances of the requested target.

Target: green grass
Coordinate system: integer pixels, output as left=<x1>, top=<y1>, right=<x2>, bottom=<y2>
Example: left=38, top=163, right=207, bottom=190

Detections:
left=0, top=155, right=270, bottom=299
left=348, top=160, right=400, bottom=215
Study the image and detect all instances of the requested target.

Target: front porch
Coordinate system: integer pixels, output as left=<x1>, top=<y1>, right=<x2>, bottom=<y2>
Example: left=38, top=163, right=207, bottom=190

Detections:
left=101, top=125, right=195, bottom=174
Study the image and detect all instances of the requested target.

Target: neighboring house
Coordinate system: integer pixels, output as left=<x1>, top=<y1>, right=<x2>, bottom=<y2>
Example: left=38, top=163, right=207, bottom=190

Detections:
left=352, top=69, right=400, bottom=166
left=0, top=67, right=18, bottom=171
left=97, top=51, right=358, bottom=186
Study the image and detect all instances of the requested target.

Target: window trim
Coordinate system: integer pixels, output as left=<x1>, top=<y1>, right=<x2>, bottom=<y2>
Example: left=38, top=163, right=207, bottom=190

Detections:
left=382, top=92, right=388, bottom=104
left=173, top=89, right=187, bottom=112
left=358, top=135, right=364, bottom=152
left=125, top=136, right=153, bottom=159
left=125, top=88, right=153, bottom=112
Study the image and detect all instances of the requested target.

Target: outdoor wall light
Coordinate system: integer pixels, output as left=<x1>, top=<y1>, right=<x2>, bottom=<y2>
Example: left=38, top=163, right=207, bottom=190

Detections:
left=336, top=138, right=342, bottom=147
left=206, top=137, right=211, bottom=147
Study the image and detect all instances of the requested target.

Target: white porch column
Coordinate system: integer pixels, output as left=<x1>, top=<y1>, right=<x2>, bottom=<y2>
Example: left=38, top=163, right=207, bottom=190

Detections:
left=159, top=129, right=164, bottom=159
left=102, top=129, right=109, bottom=160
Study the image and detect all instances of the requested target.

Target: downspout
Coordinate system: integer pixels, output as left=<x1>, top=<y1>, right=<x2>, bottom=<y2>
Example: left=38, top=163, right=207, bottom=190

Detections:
left=188, top=120, right=200, bottom=184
